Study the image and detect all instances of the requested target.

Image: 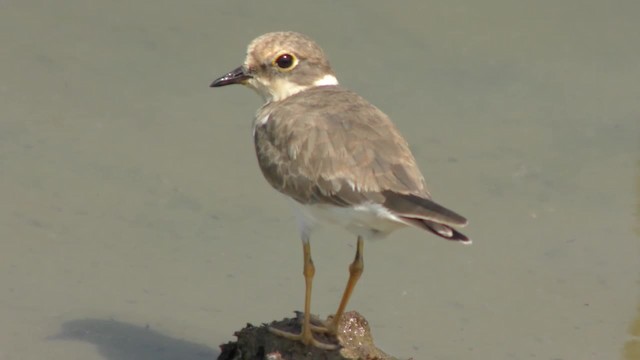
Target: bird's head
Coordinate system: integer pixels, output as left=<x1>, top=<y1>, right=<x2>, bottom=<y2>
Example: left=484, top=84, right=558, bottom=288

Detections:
left=211, top=32, right=339, bottom=102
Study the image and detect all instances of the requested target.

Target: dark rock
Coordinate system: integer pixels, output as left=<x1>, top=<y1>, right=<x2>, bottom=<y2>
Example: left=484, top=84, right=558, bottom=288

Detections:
left=218, top=311, right=401, bottom=360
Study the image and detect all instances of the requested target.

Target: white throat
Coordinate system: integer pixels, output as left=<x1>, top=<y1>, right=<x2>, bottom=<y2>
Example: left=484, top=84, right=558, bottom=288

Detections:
left=249, top=74, right=339, bottom=102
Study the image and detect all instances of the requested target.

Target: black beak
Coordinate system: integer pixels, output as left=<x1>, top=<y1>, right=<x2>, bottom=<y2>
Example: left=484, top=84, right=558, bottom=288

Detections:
left=210, top=66, right=251, bottom=87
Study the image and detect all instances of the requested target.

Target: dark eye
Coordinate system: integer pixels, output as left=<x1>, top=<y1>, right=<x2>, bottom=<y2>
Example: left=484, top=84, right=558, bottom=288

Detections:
left=275, top=54, right=295, bottom=69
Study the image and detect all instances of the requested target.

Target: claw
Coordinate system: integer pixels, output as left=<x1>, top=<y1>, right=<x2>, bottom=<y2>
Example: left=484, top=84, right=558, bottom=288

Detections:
left=268, top=325, right=338, bottom=350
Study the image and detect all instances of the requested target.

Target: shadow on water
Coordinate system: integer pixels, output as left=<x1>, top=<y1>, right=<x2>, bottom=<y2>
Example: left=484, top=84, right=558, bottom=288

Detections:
left=49, top=319, right=219, bottom=360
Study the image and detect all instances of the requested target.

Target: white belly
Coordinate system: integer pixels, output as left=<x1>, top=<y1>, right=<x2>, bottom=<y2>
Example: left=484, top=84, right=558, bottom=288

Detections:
left=292, top=201, right=407, bottom=240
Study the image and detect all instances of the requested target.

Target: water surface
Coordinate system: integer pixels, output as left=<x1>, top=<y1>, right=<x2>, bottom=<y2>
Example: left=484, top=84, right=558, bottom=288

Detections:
left=1, top=1, right=638, bottom=359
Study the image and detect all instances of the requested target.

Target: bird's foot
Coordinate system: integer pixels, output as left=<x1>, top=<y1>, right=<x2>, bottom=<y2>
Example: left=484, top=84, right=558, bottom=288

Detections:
left=268, top=325, right=338, bottom=350
left=307, top=314, right=339, bottom=335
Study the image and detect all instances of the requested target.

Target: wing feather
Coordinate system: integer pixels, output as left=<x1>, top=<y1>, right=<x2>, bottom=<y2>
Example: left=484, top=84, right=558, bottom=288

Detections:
left=254, top=86, right=428, bottom=206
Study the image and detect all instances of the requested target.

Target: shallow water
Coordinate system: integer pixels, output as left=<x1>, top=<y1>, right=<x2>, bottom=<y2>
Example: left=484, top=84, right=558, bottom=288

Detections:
left=1, top=1, right=638, bottom=359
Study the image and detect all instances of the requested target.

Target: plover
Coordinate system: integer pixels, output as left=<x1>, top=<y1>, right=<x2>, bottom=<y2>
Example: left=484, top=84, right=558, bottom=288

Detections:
left=211, top=31, right=470, bottom=349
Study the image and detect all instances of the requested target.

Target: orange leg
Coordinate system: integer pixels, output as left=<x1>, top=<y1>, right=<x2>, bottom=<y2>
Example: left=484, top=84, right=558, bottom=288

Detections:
left=269, top=239, right=337, bottom=350
left=325, top=235, right=364, bottom=334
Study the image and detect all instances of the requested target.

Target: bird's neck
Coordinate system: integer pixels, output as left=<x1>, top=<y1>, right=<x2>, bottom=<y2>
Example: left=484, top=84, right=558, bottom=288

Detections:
left=253, top=74, right=339, bottom=103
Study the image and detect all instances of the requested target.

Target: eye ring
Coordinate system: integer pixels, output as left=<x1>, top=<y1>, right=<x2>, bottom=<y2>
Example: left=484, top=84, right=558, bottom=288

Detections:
left=273, top=53, right=297, bottom=71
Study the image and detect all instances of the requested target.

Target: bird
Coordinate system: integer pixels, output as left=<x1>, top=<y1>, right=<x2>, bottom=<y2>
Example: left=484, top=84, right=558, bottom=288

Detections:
left=210, top=31, right=470, bottom=350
